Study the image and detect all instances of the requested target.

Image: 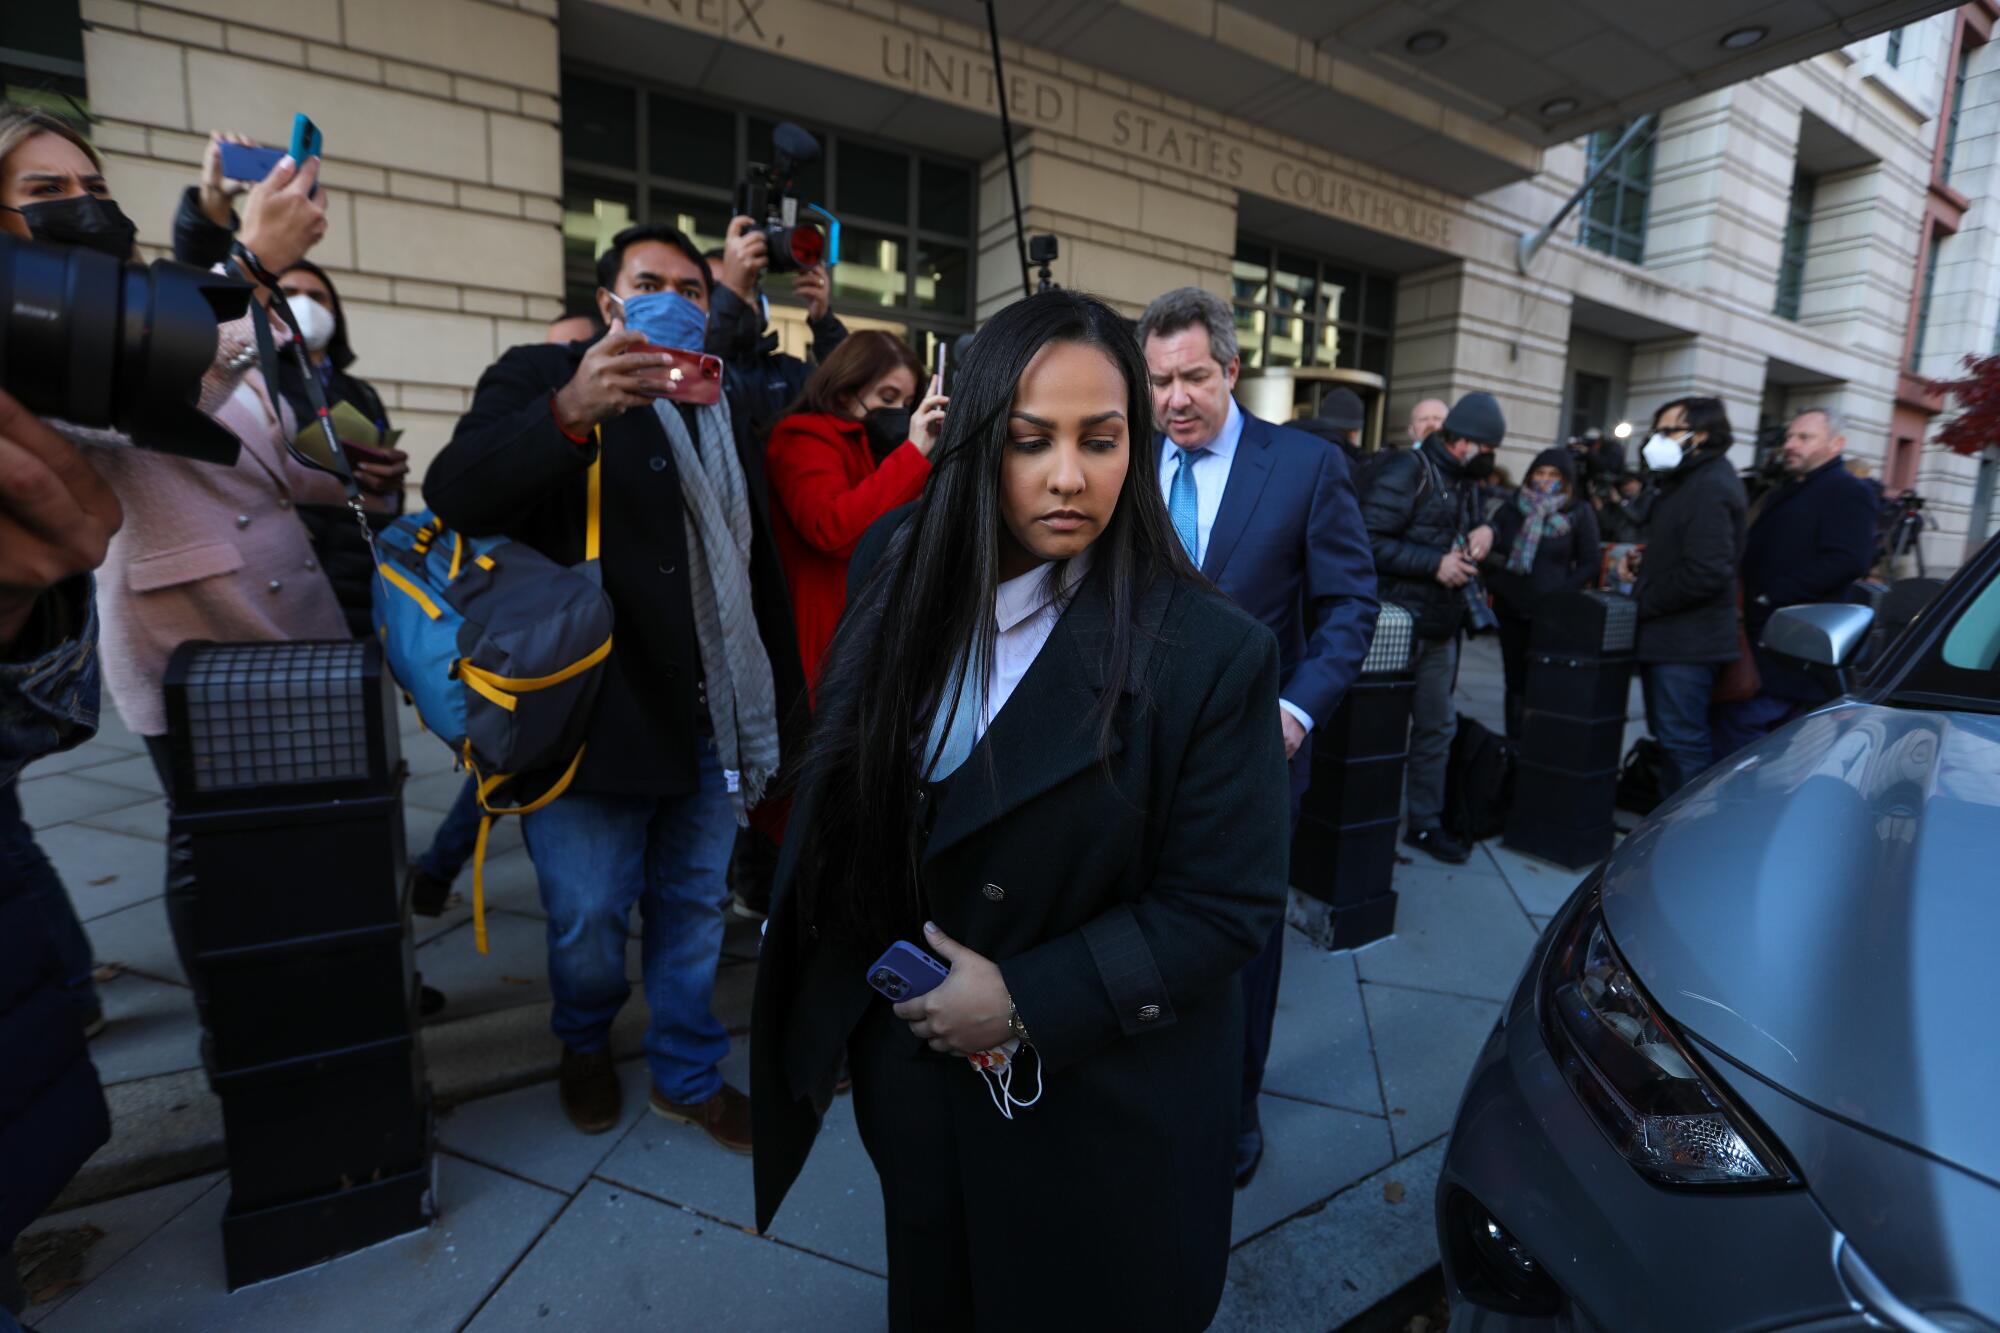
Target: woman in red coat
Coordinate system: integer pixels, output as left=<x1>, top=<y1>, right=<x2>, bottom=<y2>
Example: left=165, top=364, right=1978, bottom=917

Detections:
left=767, top=331, right=946, bottom=699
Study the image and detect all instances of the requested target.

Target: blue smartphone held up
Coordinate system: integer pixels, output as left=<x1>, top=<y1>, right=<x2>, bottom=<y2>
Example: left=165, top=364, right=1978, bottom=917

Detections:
left=217, top=115, right=321, bottom=195
left=289, top=115, right=322, bottom=197
left=218, top=142, right=286, bottom=185
left=288, top=114, right=322, bottom=166
left=866, top=941, right=949, bottom=1002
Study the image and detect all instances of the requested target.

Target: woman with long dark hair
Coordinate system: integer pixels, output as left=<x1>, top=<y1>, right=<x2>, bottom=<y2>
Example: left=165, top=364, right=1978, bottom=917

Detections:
left=752, top=291, right=1290, bottom=1330
left=765, top=330, right=944, bottom=698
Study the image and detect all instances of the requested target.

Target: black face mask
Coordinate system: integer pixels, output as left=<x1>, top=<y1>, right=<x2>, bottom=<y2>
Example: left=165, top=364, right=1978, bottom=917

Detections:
left=6, top=194, right=138, bottom=260
left=861, top=406, right=912, bottom=460
left=1462, top=449, right=1498, bottom=480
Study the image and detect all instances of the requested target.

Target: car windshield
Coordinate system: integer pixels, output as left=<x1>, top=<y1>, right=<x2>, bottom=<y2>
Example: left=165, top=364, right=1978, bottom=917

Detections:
left=1942, top=576, right=2000, bottom=672
left=1888, top=546, right=2000, bottom=710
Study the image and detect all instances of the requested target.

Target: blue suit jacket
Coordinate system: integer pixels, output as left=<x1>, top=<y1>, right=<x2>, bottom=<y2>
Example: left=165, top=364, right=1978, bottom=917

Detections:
left=1177, top=410, right=1379, bottom=791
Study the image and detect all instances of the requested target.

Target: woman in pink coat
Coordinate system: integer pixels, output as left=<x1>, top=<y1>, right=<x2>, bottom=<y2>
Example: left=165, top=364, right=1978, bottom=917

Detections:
left=0, top=106, right=421, bottom=1014
left=0, top=109, right=396, bottom=764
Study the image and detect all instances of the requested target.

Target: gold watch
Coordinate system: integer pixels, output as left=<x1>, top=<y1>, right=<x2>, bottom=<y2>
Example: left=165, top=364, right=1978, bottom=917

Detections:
left=1006, top=1002, right=1031, bottom=1044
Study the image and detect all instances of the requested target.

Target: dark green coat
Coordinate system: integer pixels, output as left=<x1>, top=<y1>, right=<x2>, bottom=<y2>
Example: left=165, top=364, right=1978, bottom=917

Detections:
left=752, top=523, right=1289, bottom=1329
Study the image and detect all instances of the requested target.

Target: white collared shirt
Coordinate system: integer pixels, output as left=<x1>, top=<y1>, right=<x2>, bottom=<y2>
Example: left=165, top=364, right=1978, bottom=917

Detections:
left=1156, top=396, right=1243, bottom=568
left=976, top=549, right=1094, bottom=746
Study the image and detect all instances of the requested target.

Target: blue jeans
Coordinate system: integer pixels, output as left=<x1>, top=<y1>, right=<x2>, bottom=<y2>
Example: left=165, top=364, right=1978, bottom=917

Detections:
left=520, top=747, right=735, bottom=1103
left=415, top=776, right=482, bottom=883
left=0, top=778, right=99, bottom=1017
left=1642, top=662, right=1721, bottom=797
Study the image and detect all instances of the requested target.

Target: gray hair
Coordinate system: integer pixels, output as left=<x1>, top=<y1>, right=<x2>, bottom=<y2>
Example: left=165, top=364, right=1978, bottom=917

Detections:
left=1137, top=287, right=1239, bottom=369
left=1793, top=406, right=1849, bottom=440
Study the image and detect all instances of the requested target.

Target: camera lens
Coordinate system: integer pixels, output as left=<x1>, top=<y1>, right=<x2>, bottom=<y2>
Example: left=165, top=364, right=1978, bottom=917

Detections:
left=763, top=221, right=825, bottom=274
left=0, top=233, right=253, bottom=463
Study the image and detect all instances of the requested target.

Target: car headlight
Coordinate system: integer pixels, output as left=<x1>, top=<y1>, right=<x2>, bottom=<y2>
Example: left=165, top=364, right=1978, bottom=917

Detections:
left=1539, top=890, right=1797, bottom=1188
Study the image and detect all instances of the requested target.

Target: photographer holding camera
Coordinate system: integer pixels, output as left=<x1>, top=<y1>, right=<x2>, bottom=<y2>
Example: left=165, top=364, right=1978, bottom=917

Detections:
left=704, top=221, right=848, bottom=439
left=0, top=110, right=378, bottom=777
left=1, top=105, right=429, bottom=1030
left=1360, top=391, right=1502, bottom=864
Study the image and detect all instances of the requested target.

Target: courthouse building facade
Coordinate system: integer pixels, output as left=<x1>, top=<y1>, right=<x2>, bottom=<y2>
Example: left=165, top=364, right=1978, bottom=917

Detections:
left=11, top=0, right=1999, bottom=565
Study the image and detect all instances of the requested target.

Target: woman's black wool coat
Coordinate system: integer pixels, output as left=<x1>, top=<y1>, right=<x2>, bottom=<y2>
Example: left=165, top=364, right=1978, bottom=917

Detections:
left=752, top=528, right=1291, bottom=1331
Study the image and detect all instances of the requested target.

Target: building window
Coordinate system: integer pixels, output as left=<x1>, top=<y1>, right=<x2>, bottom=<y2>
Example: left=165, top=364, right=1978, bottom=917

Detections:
left=1944, top=43, right=1973, bottom=181
left=1912, top=230, right=1943, bottom=372
left=1229, top=239, right=1396, bottom=375
left=1887, top=26, right=1904, bottom=67
left=1579, top=121, right=1655, bottom=264
left=1568, top=372, right=1612, bottom=441
left=1775, top=170, right=1816, bottom=321
left=2, top=0, right=87, bottom=113
left=559, top=69, right=977, bottom=350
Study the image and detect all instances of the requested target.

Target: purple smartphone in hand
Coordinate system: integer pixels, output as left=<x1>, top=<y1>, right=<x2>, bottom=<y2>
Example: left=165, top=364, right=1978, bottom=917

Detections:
left=867, top=941, right=949, bottom=1002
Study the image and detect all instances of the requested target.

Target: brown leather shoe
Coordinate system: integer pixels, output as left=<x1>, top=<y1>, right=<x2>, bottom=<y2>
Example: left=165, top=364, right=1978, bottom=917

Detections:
left=650, top=1080, right=752, bottom=1154
left=558, top=1045, right=621, bottom=1135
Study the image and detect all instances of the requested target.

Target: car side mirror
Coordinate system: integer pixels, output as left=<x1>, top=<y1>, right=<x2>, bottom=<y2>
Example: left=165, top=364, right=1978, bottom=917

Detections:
left=1762, top=603, right=1876, bottom=668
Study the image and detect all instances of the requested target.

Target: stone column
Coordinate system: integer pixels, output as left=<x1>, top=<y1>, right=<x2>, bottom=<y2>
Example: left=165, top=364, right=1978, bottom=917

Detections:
left=1389, top=260, right=1572, bottom=480
left=1795, top=161, right=1924, bottom=377
left=975, top=131, right=1236, bottom=320
left=1643, top=86, right=1800, bottom=313
left=80, top=0, right=565, bottom=486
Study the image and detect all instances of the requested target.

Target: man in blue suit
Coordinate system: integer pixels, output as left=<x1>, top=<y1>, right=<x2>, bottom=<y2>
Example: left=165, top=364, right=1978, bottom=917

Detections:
left=1138, top=288, right=1380, bottom=1187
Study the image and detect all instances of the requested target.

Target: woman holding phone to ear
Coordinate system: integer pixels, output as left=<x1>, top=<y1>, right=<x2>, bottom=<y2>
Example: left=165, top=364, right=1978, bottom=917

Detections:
left=752, top=290, right=1289, bottom=1331
left=765, top=330, right=948, bottom=702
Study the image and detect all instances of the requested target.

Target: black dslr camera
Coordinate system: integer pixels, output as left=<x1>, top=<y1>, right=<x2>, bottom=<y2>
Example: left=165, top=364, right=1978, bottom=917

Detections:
left=0, top=233, right=252, bottom=463
left=734, top=122, right=828, bottom=275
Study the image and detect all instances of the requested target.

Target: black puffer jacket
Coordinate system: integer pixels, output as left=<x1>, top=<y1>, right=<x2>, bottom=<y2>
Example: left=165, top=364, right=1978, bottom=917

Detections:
left=1633, top=444, right=1747, bottom=664
left=1361, top=437, right=1478, bottom=639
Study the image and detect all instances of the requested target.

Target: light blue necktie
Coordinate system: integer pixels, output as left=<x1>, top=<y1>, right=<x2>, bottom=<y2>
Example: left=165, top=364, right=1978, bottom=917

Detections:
left=924, top=654, right=983, bottom=780
left=1169, top=446, right=1207, bottom=562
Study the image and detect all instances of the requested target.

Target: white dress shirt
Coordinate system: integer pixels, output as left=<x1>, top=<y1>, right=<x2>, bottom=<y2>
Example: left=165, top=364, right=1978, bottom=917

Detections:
left=1155, top=397, right=1313, bottom=736
left=1156, top=396, right=1242, bottom=568
left=976, top=549, right=1094, bottom=744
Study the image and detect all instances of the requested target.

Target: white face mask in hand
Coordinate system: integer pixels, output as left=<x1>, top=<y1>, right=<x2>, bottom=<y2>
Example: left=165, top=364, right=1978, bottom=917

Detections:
left=285, top=294, right=337, bottom=354
left=1641, top=431, right=1689, bottom=472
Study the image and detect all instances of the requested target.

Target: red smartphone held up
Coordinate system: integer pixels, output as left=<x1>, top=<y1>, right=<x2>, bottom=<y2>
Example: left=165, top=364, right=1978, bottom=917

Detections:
left=633, top=344, right=724, bottom=406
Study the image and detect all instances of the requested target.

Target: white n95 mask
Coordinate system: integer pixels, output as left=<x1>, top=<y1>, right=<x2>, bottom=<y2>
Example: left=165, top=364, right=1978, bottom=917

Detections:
left=286, top=295, right=337, bottom=354
left=1641, top=432, right=1687, bottom=472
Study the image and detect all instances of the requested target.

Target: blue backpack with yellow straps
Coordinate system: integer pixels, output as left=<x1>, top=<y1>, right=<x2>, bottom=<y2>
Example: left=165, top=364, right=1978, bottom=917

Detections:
left=371, top=446, right=613, bottom=952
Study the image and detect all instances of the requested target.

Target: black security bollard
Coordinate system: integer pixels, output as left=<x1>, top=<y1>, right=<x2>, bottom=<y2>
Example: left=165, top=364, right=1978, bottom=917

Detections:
left=1505, top=592, right=1635, bottom=868
left=1288, top=604, right=1415, bottom=949
left=161, top=639, right=433, bottom=1290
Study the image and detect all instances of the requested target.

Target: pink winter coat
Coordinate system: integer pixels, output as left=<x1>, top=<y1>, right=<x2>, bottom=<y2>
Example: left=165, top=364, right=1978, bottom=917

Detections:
left=87, top=307, right=355, bottom=736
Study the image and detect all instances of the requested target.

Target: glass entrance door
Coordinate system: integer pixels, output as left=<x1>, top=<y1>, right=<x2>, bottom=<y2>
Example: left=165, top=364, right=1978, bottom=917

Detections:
left=1238, top=368, right=1389, bottom=452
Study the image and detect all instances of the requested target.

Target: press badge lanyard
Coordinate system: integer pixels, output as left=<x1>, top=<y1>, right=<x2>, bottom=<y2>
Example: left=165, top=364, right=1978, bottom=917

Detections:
left=236, top=241, right=378, bottom=556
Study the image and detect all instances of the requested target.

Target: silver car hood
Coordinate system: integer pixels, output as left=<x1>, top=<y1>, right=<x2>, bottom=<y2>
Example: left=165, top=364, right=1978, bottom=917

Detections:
left=1601, top=702, right=2000, bottom=1184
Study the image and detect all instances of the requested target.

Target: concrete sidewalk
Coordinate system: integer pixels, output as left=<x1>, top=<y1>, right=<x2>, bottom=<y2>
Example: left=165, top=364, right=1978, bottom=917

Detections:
left=11, top=637, right=1636, bottom=1330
